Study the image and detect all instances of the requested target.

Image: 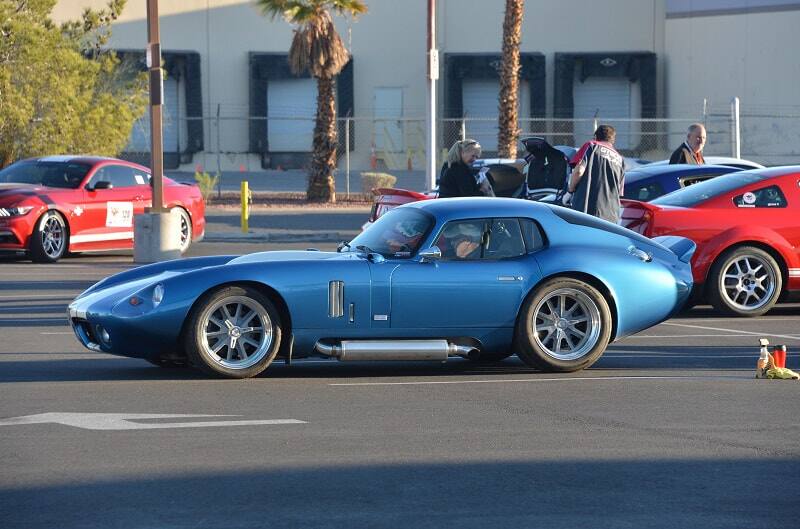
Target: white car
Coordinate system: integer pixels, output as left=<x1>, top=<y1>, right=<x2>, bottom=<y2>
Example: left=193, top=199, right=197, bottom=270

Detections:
left=649, top=157, right=765, bottom=170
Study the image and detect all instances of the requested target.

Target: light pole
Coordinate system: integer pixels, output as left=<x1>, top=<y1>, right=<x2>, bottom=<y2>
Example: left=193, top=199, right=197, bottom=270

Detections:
left=147, top=0, right=164, bottom=213
left=426, top=0, right=438, bottom=191
left=134, top=0, right=181, bottom=263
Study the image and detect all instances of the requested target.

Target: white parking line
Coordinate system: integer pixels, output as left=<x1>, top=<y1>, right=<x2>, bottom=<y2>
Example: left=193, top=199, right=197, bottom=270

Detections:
left=662, top=322, right=800, bottom=341
left=626, top=334, right=756, bottom=338
left=329, top=375, right=743, bottom=387
left=0, top=318, right=67, bottom=324
left=0, top=294, right=74, bottom=300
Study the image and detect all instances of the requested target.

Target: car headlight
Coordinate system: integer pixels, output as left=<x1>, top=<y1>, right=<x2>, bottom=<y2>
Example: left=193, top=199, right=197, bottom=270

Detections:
left=0, top=206, right=34, bottom=217
left=152, top=284, right=165, bottom=307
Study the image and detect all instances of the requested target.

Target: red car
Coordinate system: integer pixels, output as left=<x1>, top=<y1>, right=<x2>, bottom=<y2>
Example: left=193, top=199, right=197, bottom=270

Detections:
left=0, top=156, right=205, bottom=262
left=621, top=166, right=800, bottom=316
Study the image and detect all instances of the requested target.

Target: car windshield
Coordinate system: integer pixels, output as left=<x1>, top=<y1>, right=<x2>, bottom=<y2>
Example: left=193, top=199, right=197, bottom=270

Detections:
left=651, top=170, right=768, bottom=207
left=0, top=161, right=92, bottom=189
left=348, top=207, right=433, bottom=258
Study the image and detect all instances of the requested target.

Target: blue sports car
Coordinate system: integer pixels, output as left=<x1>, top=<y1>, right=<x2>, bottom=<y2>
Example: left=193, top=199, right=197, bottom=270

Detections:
left=622, top=164, right=743, bottom=202
left=69, top=198, right=695, bottom=378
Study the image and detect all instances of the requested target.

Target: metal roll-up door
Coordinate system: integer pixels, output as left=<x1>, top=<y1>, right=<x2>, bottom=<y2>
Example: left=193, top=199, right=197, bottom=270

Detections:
left=267, top=78, right=316, bottom=152
left=161, top=76, right=182, bottom=152
left=461, top=80, right=530, bottom=152
left=573, top=77, right=638, bottom=150
left=126, top=76, right=183, bottom=153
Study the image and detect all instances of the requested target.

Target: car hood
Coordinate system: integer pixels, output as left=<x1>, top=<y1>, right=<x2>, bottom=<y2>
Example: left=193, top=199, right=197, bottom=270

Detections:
left=228, top=250, right=355, bottom=265
left=0, top=184, right=47, bottom=204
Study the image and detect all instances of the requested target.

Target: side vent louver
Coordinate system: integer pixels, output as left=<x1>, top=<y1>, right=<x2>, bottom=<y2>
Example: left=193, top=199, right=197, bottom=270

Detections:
left=328, top=281, right=344, bottom=318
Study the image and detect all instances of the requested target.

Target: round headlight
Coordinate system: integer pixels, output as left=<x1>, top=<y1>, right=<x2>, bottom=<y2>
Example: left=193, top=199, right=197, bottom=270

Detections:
left=152, top=284, right=165, bottom=306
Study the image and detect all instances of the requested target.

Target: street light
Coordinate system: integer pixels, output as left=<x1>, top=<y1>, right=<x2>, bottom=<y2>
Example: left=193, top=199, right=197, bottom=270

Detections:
left=133, top=0, right=181, bottom=263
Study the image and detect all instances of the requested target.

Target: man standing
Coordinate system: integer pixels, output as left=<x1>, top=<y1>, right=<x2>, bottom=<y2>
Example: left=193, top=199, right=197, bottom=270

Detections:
left=669, top=123, right=707, bottom=165
left=566, top=125, right=625, bottom=223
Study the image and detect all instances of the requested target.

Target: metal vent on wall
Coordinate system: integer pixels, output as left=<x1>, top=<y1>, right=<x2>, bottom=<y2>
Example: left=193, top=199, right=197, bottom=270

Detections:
left=328, top=281, right=344, bottom=318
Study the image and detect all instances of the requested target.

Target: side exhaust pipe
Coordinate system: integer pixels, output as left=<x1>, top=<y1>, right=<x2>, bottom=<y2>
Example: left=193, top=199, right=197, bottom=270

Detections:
left=315, top=340, right=476, bottom=362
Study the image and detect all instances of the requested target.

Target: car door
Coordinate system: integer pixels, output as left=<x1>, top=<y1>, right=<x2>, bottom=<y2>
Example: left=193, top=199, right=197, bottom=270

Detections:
left=74, top=165, right=146, bottom=248
left=388, top=218, right=541, bottom=330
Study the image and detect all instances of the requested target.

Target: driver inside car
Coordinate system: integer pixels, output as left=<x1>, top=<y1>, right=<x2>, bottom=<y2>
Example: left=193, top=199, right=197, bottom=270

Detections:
left=436, top=222, right=484, bottom=260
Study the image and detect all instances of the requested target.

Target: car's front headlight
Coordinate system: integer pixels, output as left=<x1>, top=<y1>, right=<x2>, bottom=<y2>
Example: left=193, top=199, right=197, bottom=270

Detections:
left=152, top=284, right=165, bottom=307
left=0, top=206, right=34, bottom=217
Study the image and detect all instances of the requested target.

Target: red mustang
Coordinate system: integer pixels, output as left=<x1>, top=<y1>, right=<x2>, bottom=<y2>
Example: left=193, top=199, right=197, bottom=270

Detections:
left=0, top=156, right=205, bottom=262
left=621, top=166, right=800, bottom=316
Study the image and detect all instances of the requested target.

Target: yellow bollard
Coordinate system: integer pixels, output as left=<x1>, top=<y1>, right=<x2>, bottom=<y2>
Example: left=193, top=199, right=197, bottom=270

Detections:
left=241, top=180, right=249, bottom=233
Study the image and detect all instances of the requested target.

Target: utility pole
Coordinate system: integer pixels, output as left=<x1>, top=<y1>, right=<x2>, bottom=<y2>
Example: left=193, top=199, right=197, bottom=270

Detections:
left=426, top=0, right=438, bottom=191
left=147, top=0, right=164, bottom=212
left=134, top=0, right=181, bottom=262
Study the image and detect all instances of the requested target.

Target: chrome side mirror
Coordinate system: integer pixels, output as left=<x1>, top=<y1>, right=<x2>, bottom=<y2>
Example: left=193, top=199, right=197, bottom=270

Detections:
left=419, top=246, right=441, bottom=262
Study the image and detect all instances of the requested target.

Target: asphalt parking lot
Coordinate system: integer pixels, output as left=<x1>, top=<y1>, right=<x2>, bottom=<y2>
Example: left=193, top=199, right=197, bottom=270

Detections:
left=1, top=240, right=799, bottom=529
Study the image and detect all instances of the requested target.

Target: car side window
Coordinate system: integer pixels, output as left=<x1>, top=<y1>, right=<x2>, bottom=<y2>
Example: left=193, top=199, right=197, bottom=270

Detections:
left=485, top=219, right=526, bottom=259
left=733, top=185, right=787, bottom=208
left=434, top=219, right=487, bottom=261
left=519, top=218, right=546, bottom=253
left=88, top=165, right=141, bottom=189
left=624, top=182, right=665, bottom=201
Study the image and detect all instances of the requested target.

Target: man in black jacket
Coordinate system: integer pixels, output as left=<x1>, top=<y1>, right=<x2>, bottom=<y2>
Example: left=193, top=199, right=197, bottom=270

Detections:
left=669, top=123, right=707, bottom=165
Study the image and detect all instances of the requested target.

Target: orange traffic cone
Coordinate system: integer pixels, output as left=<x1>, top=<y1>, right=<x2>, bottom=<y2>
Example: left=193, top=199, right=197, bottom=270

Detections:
left=370, top=143, right=378, bottom=170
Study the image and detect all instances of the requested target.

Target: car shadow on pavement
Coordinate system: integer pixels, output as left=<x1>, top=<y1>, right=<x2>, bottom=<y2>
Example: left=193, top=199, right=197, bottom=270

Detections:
left=1, top=460, right=797, bottom=529
left=0, top=345, right=769, bottom=383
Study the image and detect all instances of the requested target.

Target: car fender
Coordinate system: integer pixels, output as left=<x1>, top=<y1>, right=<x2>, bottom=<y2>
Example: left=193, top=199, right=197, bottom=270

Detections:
left=534, top=245, right=686, bottom=339
left=693, top=225, right=796, bottom=283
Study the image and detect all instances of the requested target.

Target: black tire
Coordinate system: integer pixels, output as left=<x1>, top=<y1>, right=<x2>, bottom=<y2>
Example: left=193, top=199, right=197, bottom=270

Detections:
left=30, top=211, right=68, bottom=263
left=514, top=278, right=612, bottom=372
left=177, top=208, right=192, bottom=254
left=185, top=285, right=282, bottom=378
left=707, top=246, right=782, bottom=317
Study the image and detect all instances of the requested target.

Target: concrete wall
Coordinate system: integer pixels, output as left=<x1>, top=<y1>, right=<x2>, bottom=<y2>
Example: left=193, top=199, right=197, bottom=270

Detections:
left=665, top=8, right=800, bottom=163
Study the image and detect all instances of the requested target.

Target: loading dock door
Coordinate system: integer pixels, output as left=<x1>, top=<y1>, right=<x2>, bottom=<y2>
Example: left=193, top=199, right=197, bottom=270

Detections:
left=462, top=80, right=530, bottom=152
left=267, top=78, right=316, bottom=152
left=573, top=77, right=637, bottom=150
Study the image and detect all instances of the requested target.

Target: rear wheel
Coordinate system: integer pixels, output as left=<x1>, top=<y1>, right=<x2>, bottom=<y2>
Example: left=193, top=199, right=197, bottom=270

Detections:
left=177, top=208, right=192, bottom=254
left=514, top=278, right=612, bottom=372
left=707, top=246, right=782, bottom=317
left=185, top=285, right=282, bottom=378
left=30, top=211, right=68, bottom=263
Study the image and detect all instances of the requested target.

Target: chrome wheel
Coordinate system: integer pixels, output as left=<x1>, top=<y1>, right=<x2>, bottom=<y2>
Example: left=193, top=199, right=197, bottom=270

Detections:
left=720, top=254, right=776, bottom=311
left=532, top=288, right=602, bottom=361
left=200, top=296, right=274, bottom=370
left=40, top=213, right=66, bottom=259
left=178, top=209, right=191, bottom=253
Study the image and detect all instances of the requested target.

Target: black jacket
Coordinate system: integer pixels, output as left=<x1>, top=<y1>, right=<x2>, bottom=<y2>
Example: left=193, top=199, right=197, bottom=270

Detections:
left=669, top=143, right=705, bottom=165
left=438, top=161, right=481, bottom=198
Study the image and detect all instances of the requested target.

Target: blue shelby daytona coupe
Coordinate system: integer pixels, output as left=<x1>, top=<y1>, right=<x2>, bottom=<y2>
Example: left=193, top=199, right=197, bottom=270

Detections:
left=69, top=198, right=695, bottom=378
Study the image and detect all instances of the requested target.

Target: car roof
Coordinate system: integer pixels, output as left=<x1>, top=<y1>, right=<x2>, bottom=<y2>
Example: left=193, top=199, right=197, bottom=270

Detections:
left=409, top=196, right=553, bottom=220
left=624, top=164, right=740, bottom=183
left=21, top=155, right=150, bottom=171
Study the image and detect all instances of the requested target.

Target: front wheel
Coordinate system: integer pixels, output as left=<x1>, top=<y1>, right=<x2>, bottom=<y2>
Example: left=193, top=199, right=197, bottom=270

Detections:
left=707, top=246, right=782, bottom=317
left=514, top=278, right=612, bottom=372
left=185, top=286, right=282, bottom=378
left=30, top=211, right=68, bottom=263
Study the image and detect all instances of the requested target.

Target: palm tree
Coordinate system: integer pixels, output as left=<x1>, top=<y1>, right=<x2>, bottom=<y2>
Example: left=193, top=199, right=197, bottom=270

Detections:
left=497, top=0, right=524, bottom=159
left=255, top=0, right=367, bottom=202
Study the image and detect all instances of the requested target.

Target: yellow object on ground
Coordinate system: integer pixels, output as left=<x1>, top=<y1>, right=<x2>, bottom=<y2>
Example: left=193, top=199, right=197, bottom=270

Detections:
left=766, top=367, right=800, bottom=380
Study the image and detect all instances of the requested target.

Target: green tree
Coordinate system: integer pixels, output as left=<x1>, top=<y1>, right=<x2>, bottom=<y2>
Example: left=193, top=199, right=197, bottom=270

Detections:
left=255, top=0, right=367, bottom=203
left=0, top=0, right=146, bottom=168
left=497, top=0, right=524, bottom=158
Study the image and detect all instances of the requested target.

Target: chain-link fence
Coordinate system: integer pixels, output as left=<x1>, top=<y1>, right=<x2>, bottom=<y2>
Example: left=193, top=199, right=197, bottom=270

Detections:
left=120, top=99, right=799, bottom=193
